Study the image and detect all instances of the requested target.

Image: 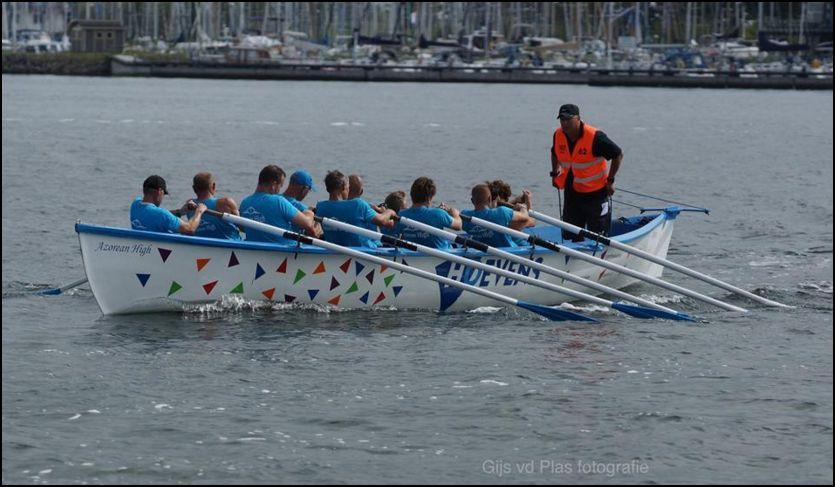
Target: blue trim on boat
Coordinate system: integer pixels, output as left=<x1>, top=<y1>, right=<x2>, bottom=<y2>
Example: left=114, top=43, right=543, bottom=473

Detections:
left=75, top=211, right=668, bottom=258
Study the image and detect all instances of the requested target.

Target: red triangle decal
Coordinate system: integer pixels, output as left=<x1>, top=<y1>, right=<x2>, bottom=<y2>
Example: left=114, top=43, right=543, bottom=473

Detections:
left=276, top=258, right=288, bottom=273
left=196, top=258, right=211, bottom=272
left=328, top=295, right=341, bottom=306
left=373, top=292, right=386, bottom=305
left=262, top=288, right=276, bottom=300
left=339, top=258, right=352, bottom=273
left=380, top=264, right=388, bottom=274
left=313, top=261, right=326, bottom=274
left=202, top=280, right=218, bottom=295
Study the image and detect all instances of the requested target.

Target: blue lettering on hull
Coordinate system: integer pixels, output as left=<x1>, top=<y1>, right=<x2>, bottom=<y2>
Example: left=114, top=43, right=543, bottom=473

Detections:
left=435, top=256, right=544, bottom=311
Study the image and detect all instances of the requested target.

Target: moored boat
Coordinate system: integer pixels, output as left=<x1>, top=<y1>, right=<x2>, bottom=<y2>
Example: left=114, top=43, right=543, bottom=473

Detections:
left=76, top=210, right=678, bottom=316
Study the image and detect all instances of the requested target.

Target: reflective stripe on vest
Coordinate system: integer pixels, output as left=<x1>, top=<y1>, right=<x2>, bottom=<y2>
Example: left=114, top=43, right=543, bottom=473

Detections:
left=552, top=123, right=609, bottom=193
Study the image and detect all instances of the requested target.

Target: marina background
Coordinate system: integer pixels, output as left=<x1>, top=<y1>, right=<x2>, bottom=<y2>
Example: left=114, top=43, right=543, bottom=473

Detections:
left=2, top=74, right=833, bottom=483
left=2, top=2, right=833, bottom=88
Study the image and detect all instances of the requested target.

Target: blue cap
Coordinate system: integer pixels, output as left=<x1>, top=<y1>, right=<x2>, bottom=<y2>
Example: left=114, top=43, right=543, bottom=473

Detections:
left=289, top=170, right=317, bottom=191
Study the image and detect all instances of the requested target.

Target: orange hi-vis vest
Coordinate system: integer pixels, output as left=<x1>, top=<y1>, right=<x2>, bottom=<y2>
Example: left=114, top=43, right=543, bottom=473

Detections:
left=552, top=123, right=609, bottom=193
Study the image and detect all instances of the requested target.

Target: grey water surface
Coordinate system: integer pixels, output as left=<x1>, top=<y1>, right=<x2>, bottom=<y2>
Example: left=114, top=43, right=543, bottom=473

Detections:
left=2, top=75, right=832, bottom=484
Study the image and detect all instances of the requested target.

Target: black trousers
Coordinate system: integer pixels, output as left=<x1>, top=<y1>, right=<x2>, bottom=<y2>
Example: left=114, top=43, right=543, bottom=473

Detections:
left=562, top=186, right=611, bottom=242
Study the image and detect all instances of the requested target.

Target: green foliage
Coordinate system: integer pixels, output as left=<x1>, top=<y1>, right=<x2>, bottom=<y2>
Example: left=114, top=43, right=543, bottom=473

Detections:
left=2, top=52, right=111, bottom=75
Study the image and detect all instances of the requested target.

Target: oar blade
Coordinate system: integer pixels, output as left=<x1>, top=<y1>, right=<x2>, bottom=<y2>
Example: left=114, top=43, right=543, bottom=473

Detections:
left=517, top=301, right=598, bottom=322
left=612, top=302, right=695, bottom=322
left=38, top=287, right=64, bottom=296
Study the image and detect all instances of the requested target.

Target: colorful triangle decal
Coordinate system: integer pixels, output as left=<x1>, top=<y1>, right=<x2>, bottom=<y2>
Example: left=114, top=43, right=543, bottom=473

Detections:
left=293, top=269, right=306, bottom=284
left=230, top=282, right=244, bottom=294
left=340, top=258, right=352, bottom=273
left=313, top=261, right=326, bottom=274
left=136, top=273, right=150, bottom=287
left=346, top=282, right=359, bottom=294
left=167, top=281, right=182, bottom=296
left=308, top=289, right=319, bottom=300
left=202, top=280, right=218, bottom=295
left=254, top=263, right=266, bottom=280
left=355, top=261, right=365, bottom=275
left=158, top=248, right=172, bottom=262
left=328, top=295, right=341, bottom=306
left=196, top=258, right=211, bottom=272
left=330, top=276, right=340, bottom=291
left=365, top=270, right=375, bottom=284
left=285, top=294, right=297, bottom=303
left=373, top=292, right=386, bottom=305
left=276, top=258, right=287, bottom=273
left=384, top=274, right=395, bottom=287
left=228, top=252, right=240, bottom=267
left=380, top=264, right=388, bottom=274
left=392, top=286, right=403, bottom=297
left=359, top=291, right=370, bottom=304
left=262, top=288, right=276, bottom=300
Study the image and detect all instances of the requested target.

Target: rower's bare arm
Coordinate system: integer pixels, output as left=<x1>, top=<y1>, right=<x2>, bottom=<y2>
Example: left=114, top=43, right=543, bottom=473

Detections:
left=216, top=197, right=239, bottom=216
left=510, top=209, right=536, bottom=230
left=178, top=203, right=207, bottom=235
left=292, top=211, right=319, bottom=237
left=609, top=152, right=623, bottom=180
left=372, top=209, right=397, bottom=228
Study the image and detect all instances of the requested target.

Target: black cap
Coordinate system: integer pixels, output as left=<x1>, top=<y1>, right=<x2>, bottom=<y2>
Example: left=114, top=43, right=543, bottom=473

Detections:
left=557, top=104, right=580, bottom=120
left=143, top=175, right=169, bottom=194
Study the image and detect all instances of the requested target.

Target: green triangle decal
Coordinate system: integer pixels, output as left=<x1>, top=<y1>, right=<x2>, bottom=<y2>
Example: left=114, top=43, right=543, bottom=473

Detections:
left=230, top=282, right=244, bottom=294
left=346, top=281, right=359, bottom=294
left=293, top=269, right=306, bottom=284
left=167, top=281, right=182, bottom=296
left=384, top=274, right=395, bottom=287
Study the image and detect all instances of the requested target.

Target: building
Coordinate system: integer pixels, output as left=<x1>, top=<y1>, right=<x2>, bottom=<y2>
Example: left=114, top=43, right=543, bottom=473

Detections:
left=67, top=20, right=124, bottom=53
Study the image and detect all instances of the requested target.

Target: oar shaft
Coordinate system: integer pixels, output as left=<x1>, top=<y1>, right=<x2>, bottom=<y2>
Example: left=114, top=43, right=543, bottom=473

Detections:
left=321, top=217, right=612, bottom=307
left=528, top=209, right=790, bottom=309
left=400, top=216, right=683, bottom=315
left=210, top=210, right=576, bottom=319
left=39, top=277, right=88, bottom=295
left=465, top=214, right=748, bottom=313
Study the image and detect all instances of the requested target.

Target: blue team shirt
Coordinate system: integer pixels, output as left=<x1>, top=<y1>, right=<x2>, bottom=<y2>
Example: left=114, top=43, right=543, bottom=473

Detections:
left=315, top=199, right=380, bottom=248
left=283, top=196, right=308, bottom=212
left=239, top=192, right=300, bottom=244
left=461, top=207, right=517, bottom=248
left=130, top=197, right=181, bottom=233
left=395, top=206, right=454, bottom=249
left=186, top=198, right=242, bottom=240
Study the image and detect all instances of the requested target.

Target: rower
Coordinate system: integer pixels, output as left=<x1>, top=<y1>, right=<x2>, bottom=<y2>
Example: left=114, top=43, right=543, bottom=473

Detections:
left=395, top=177, right=462, bottom=250
left=187, top=172, right=242, bottom=240
left=239, top=165, right=318, bottom=244
left=379, top=190, right=409, bottom=243
left=131, top=175, right=207, bottom=235
left=462, top=184, right=535, bottom=248
left=282, top=170, right=319, bottom=234
left=315, top=170, right=396, bottom=248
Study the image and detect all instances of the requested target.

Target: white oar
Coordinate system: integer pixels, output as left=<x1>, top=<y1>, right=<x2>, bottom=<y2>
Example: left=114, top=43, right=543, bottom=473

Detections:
left=206, top=210, right=595, bottom=322
left=520, top=206, right=793, bottom=309
left=464, top=213, right=749, bottom=313
left=319, top=215, right=690, bottom=321
left=392, top=216, right=695, bottom=321
left=39, top=277, right=88, bottom=295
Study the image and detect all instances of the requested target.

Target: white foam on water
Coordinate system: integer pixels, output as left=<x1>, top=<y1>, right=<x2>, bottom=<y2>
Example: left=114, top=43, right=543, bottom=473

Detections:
left=68, top=414, right=81, bottom=421
left=236, top=437, right=266, bottom=442
left=350, top=122, right=364, bottom=126
left=86, top=409, right=100, bottom=414
left=38, top=469, right=52, bottom=475
left=154, top=403, right=171, bottom=410
left=480, top=379, right=509, bottom=386
left=749, top=259, right=786, bottom=267
left=467, top=306, right=502, bottom=314
left=638, top=293, right=685, bottom=304
left=58, top=118, right=75, bottom=122
left=330, top=122, right=349, bottom=126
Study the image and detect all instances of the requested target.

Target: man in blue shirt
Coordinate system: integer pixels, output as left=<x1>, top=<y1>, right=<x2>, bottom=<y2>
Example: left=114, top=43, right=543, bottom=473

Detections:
left=130, top=175, right=207, bottom=234
left=396, top=177, right=462, bottom=249
left=187, top=172, right=242, bottom=240
left=282, top=170, right=320, bottom=235
left=239, top=165, right=318, bottom=244
left=462, top=184, right=535, bottom=248
left=315, top=170, right=396, bottom=248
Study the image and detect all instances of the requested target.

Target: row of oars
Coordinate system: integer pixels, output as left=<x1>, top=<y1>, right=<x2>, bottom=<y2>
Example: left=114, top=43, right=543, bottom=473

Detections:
left=42, top=207, right=791, bottom=321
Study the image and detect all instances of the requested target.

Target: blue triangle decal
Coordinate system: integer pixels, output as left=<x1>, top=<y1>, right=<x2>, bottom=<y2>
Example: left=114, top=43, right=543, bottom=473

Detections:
left=359, top=291, right=370, bottom=304
left=392, top=285, right=403, bottom=297
left=254, top=263, right=265, bottom=280
left=355, top=261, right=365, bottom=275
left=308, top=289, right=319, bottom=300
left=136, top=273, right=150, bottom=287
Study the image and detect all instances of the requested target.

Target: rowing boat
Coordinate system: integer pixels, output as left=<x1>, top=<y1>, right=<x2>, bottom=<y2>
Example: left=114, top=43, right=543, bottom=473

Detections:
left=75, top=209, right=678, bottom=315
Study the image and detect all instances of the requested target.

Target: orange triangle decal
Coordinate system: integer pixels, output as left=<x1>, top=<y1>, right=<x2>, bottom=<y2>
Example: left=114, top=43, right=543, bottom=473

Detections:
left=328, top=295, right=341, bottom=306
left=196, top=258, right=211, bottom=272
left=313, top=261, right=326, bottom=274
left=262, top=288, right=276, bottom=300
left=380, top=264, right=388, bottom=274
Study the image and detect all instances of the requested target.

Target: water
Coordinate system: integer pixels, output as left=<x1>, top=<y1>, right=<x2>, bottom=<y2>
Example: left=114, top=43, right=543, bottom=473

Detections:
left=2, top=75, right=832, bottom=484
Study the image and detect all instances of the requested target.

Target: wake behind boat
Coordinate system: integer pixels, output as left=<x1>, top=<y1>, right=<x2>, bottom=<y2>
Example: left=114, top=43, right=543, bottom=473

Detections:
left=75, top=210, right=676, bottom=316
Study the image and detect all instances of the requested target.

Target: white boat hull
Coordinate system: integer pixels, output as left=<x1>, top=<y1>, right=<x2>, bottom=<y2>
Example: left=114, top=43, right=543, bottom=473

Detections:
left=76, top=212, right=676, bottom=315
